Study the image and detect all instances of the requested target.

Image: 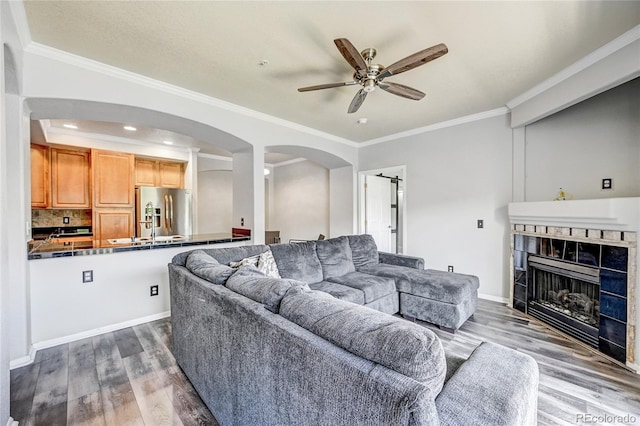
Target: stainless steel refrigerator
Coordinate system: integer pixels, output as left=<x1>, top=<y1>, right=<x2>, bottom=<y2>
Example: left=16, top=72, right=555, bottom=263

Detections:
left=135, top=187, right=192, bottom=238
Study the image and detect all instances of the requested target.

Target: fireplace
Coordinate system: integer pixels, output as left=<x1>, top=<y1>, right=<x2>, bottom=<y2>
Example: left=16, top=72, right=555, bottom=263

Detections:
left=528, top=255, right=600, bottom=347
left=512, top=229, right=633, bottom=365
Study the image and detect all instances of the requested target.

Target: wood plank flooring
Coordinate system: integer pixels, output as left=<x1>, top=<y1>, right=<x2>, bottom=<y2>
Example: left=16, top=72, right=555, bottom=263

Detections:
left=10, top=299, right=640, bottom=425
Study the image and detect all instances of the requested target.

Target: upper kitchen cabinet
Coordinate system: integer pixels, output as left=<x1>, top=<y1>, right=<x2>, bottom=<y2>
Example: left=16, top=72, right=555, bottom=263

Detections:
left=51, top=148, right=91, bottom=208
left=30, top=144, right=50, bottom=208
left=92, top=149, right=135, bottom=208
left=134, top=158, right=158, bottom=187
left=158, top=161, right=184, bottom=188
left=135, top=158, right=184, bottom=188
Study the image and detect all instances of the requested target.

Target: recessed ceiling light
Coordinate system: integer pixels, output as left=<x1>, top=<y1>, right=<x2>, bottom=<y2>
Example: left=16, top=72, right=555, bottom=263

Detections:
left=163, top=141, right=173, bottom=145
left=63, top=123, right=78, bottom=129
left=123, top=125, right=137, bottom=131
left=357, top=118, right=368, bottom=124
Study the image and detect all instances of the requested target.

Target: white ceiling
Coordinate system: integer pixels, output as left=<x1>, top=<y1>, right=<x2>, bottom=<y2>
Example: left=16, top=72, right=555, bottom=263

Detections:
left=22, top=1, right=640, bottom=146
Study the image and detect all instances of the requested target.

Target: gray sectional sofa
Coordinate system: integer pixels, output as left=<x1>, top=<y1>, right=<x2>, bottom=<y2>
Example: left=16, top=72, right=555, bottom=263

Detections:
left=169, top=234, right=539, bottom=425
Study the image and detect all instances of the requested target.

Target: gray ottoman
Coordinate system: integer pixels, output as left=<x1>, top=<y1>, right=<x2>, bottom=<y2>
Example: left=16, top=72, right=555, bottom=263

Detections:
left=397, top=269, right=479, bottom=332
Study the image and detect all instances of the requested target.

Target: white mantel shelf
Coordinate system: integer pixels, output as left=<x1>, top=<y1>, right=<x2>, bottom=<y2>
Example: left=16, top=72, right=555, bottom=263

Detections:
left=508, top=197, right=640, bottom=232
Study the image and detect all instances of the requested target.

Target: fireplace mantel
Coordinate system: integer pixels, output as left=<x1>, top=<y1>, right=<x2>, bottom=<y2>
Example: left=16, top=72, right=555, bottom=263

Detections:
left=508, top=197, right=640, bottom=231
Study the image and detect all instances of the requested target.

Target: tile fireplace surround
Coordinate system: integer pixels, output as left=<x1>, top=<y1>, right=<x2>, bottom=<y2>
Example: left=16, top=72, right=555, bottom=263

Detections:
left=508, top=197, right=639, bottom=373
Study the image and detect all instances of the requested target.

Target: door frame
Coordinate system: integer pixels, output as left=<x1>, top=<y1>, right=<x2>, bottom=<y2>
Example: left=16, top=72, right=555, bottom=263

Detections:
left=358, top=165, right=407, bottom=254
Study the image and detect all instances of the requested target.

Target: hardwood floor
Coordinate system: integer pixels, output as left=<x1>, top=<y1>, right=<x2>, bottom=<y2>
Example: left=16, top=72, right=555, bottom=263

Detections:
left=10, top=299, right=640, bottom=425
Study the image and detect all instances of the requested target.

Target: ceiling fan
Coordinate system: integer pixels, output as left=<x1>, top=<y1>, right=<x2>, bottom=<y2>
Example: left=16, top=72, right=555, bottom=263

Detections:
left=298, top=38, right=448, bottom=114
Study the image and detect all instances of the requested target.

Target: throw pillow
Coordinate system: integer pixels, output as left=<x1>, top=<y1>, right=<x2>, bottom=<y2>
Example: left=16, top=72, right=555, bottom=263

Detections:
left=229, top=254, right=260, bottom=268
left=226, top=264, right=308, bottom=313
left=186, top=250, right=235, bottom=285
left=257, top=249, right=281, bottom=279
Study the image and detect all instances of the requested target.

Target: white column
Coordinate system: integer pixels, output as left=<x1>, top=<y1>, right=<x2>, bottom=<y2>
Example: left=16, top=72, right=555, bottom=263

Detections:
left=185, top=147, right=199, bottom=234
left=512, top=127, right=526, bottom=202
left=232, top=145, right=265, bottom=244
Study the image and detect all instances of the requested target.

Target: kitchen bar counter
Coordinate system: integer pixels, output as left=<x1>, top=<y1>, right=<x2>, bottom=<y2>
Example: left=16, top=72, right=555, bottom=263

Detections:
left=28, top=233, right=251, bottom=260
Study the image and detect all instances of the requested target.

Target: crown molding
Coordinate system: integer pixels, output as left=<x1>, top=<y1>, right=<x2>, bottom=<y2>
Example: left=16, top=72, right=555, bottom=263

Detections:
left=8, top=0, right=32, bottom=49
left=358, top=107, right=510, bottom=147
left=507, top=24, right=640, bottom=109
left=24, top=42, right=359, bottom=148
left=272, top=157, right=307, bottom=168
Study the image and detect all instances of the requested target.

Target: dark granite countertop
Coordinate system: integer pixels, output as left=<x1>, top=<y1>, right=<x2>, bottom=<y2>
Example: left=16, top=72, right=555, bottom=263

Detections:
left=28, top=233, right=251, bottom=260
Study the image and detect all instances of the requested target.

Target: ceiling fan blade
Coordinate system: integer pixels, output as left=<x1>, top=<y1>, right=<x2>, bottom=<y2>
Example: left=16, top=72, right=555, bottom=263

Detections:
left=298, top=81, right=358, bottom=92
left=334, top=38, right=368, bottom=77
left=378, top=81, right=425, bottom=100
left=378, top=43, right=448, bottom=80
left=348, top=89, right=367, bottom=114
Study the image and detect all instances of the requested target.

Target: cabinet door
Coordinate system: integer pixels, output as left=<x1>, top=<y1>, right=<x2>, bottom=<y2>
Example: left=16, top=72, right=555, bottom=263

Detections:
left=93, top=209, right=134, bottom=245
left=51, top=148, right=91, bottom=208
left=92, top=149, right=135, bottom=207
left=158, top=161, right=184, bottom=188
left=30, top=144, right=50, bottom=208
left=135, top=159, right=158, bottom=187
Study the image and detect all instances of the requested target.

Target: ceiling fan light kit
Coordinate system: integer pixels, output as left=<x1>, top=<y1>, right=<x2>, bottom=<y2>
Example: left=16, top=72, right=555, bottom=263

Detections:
left=298, top=38, right=448, bottom=114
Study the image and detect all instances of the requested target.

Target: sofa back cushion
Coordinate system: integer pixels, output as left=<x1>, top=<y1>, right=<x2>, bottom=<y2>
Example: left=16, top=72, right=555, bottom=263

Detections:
left=347, top=234, right=379, bottom=268
left=185, top=250, right=236, bottom=285
left=225, top=265, right=309, bottom=313
left=315, top=236, right=356, bottom=279
left=269, top=241, right=323, bottom=284
left=279, top=288, right=446, bottom=393
left=172, top=245, right=269, bottom=267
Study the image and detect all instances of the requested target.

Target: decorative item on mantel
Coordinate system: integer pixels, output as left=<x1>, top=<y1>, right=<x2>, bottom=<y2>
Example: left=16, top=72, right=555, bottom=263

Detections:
left=553, top=187, right=573, bottom=201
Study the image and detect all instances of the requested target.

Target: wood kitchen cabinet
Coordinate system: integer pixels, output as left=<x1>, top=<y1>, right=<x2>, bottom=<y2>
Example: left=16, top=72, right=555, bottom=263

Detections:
left=51, top=148, right=91, bottom=208
left=158, top=161, right=184, bottom=188
left=93, top=209, right=134, bottom=244
left=135, top=158, right=184, bottom=188
left=30, top=144, right=50, bottom=208
left=134, top=158, right=158, bottom=187
left=92, top=149, right=135, bottom=208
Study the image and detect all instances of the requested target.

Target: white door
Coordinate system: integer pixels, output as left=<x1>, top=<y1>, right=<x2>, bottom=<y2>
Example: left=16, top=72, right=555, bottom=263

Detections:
left=365, top=175, right=392, bottom=252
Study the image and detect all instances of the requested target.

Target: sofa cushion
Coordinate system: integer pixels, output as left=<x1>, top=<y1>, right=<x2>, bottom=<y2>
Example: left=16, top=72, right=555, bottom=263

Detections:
left=230, top=249, right=281, bottom=279
left=347, top=234, right=379, bottom=268
left=225, top=265, right=309, bottom=313
left=359, top=264, right=479, bottom=305
left=315, top=236, right=356, bottom=279
left=185, top=250, right=236, bottom=285
left=279, top=289, right=446, bottom=392
left=269, top=240, right=323, bottom=284
left=326, top=272, right=396, bottom=304
left=308, top=281, right=365, bottom=305
left=172, top=245, right=269, bottom=267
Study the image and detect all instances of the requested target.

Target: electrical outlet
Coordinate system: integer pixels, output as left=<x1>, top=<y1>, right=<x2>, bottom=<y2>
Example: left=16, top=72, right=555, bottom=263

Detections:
left=63, top=216, right=70, bottom=224
left=448, top=265, right=454, bottom=272
left=241, top=217, right=245, bottom=226
left=150, top=285, right=159, bottom=296
left=602, top=178, right=613, bottom=190
left=82, top=270, right=93, bottom=283
left=477, top=219, right=484, bottom=229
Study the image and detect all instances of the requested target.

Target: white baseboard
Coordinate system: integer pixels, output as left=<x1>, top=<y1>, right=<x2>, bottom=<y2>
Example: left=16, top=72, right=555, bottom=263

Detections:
left=10, top=311, right=171, bottom=369
left=478, top=293, right=509, bottom=304
left=6, top=417, right=18, bottom=426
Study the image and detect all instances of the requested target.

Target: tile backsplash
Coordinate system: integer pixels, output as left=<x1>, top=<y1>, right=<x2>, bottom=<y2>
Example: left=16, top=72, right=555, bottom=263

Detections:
left=32, top=209, right=92, bottom=228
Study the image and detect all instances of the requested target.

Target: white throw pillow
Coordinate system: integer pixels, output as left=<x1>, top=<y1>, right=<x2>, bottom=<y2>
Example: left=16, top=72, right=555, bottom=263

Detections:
left=257, top=249, right=281, bottom=279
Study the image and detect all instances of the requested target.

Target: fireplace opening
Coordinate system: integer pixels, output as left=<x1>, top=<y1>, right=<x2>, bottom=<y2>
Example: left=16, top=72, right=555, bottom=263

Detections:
left=528, top=255, right=600, bottom=347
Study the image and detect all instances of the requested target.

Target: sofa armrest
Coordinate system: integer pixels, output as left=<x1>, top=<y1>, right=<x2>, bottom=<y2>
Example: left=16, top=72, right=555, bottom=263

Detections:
left=435, top=342, right=539, bottom=426
left=378, top=251, right=424, bottom=269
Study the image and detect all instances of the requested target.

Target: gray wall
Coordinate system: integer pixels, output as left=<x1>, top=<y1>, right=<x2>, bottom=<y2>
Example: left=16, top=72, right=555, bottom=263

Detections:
left=359, top=114, right=514, bottom=301
left=197, top=170, right=233, bottom=234
left=524, top=77, right=640, bottom=201
left=272, top=160, right=330, bottom=244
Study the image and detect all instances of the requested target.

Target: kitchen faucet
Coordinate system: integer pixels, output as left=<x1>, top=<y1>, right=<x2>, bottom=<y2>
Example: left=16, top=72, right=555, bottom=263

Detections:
left=140, top=201, right=156, bottom=241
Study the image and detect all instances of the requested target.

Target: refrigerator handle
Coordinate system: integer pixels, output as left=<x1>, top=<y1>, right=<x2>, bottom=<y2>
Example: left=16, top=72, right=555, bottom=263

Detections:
left=169, top=194, right=174, bottom=232
left=164, top=195, right=169, bottom=231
